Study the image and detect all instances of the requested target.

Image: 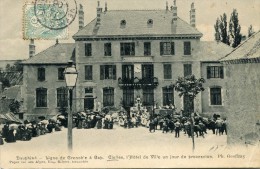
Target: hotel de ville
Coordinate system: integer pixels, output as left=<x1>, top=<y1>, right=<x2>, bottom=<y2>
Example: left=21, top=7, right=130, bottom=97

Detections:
left=21, top=1, right=233, bottom=120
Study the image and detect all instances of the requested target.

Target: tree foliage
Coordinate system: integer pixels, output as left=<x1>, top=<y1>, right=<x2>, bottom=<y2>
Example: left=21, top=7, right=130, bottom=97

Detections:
left=248, top=25, right=255, bottom=38
left=174, top=75, right=205, bottom=100
left=9, top=100, right=21, bottom=114
left=214, top=9, right=242, bottom=48
left=229, top=9, right=242, bottom=48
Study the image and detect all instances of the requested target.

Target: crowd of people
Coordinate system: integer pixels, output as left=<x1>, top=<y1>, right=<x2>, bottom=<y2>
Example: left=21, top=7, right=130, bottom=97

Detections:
left=0, top=105, right=228, bottom=146
left=0, top=119, right=61, bottom=145
left=147, top=112, right=227, bottom=138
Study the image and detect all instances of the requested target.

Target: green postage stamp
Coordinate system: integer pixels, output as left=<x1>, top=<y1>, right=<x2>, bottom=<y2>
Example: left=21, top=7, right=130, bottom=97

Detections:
left=23, top=0, right=77, bottom=39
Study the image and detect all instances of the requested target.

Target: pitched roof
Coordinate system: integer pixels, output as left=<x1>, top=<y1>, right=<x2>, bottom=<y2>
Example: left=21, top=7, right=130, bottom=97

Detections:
left=0, top=85, right=21, bottom=100
left=220, top=31, right=260, bottom=61
left=22, top=43, right=75, bottom=64
left=195, top=41, right=233, bottom=62
left=73, top=10, right=202, bottom=38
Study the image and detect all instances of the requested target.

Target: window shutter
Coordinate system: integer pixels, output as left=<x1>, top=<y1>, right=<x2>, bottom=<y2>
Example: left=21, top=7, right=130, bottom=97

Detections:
left=90, top=66, right=93, bottom=80
left=120, top=43, right=124, bottom=56
left=171, top=42, right=175, bottom=55
left=160, top=42, right=163, bottom=55
left=220, top=66, right=224, bottom=79
left=100, top=65, right=104, bottom=80
left=207, top=66, right=211, bottom=79
left=113, top=65, right=117, bottom=80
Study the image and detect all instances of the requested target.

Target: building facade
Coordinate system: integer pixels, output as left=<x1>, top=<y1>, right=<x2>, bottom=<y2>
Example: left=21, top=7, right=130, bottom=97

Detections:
left=22, top=2, right=232, bottom=120
left=221, top=31, right=260, bottom=145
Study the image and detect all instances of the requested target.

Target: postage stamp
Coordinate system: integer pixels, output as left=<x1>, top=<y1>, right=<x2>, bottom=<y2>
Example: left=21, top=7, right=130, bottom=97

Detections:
left=23, top=3, right=69, bottom=40
left=34, top=0, right=77, bottom=30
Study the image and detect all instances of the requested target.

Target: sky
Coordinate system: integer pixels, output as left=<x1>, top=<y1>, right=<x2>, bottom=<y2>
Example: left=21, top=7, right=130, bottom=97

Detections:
left=0, top=0, right=259, bottom=60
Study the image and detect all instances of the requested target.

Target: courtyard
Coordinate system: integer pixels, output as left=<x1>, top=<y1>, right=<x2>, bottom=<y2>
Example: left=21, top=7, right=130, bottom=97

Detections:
left=1, top=125, right=259, bottom=168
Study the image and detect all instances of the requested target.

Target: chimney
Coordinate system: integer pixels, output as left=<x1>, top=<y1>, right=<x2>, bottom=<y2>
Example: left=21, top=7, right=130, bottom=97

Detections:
left=29, top=39, right=35, bottom=58
left=171, top=0, right=177, bottom=33
left=79, top=4, right=84, bottom=30
left=96, top=1, right=102, bottom=26
left=190, top=2, right=196, bottom=27
left=166, top=1, right=168, bottom=11
left=104, top=2, right=107, bottom=12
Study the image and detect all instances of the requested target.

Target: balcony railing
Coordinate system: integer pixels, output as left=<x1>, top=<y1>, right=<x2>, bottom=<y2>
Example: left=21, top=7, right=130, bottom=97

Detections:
left=118, top=77, right=159, bottom=89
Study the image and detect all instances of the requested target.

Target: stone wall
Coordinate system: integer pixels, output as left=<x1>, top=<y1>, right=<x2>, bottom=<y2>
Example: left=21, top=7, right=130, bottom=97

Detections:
left=225, top=62, right=260, bottom=145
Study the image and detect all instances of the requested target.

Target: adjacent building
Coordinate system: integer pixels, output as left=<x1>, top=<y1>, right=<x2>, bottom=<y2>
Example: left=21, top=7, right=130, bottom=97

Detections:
left=220, top=31, right=260, bottom=145
left=22, top=2, right=233, bottom=120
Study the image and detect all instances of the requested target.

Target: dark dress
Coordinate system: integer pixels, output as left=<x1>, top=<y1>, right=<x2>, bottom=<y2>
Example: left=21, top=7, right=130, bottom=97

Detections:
left=6, top=129, right=16, bottom=143
left=0, top=135, right=4, bottom=145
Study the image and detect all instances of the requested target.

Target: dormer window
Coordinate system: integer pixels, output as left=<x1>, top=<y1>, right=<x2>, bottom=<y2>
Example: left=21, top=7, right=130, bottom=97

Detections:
left=120, top=20, right=126, bottom=28
left=147, top=19, right=153, bottom=25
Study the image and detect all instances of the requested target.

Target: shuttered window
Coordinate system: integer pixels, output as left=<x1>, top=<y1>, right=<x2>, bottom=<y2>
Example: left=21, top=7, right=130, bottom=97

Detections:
left=162, top=87, right=174, bottom=106
left=207, top=66, right=224, bottom=79
left=184, top=64, right=192, bottom=77
left=85, top=43, right=92, bottom=56
left=104, top=43, right=111, bottom=56
left=58, top=68, right=65, bottom=80
left=57, top=87, right=68, bottom=107
left=210, top=88, right=222, bottom=105
left=85, top=65, right=93, bottom=80
left=103, top=87, right=114, bottom=106
left=184, top=41, right=191, bottom=55
left=36, top=88, right=47, bottom=107
left=160, top=42, right=174, bottom=55
left=100, top=65, right=116, bottom=80
left=120, top=43, right=135, bottom=56
left=38, top=67, right=45, bottom=81
left=144, top=42, right=151, bottom=56
left=163, top=64, right=172, bottom=79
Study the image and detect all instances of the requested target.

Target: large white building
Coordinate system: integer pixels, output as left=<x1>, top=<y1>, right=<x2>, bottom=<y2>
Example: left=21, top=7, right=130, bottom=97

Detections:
left=21, top=2, right=232, bottom=120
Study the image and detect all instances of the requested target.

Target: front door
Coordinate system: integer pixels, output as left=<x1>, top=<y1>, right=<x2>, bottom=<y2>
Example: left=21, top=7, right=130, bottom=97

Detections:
left=123, top=88, right=134, bottom=110
left=84, top=98, right=94, bottom=110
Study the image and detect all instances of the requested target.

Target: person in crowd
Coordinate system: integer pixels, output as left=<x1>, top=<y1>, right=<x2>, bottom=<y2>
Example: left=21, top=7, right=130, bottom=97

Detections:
left=215, top=117, right=223, bottom=135
left=174, top=120, right=181, bottom=138
left=2, top=123, right=9, bottom=138
left=15, top=125, right=22, bottom=140
left=162, top=118, right=169, bottom=133
left=149, top=118, right=155, bottom=133
left=159, top=117, right=164, bottom=130
left=221, top=118, right=227, bottom=135
left=6, top=126, right=16, bottom=143
left=168, top=119, right=175, bottom=133
left=96, top=119, right=102, bottom=129
left=0, top=133, right=4, bottom=145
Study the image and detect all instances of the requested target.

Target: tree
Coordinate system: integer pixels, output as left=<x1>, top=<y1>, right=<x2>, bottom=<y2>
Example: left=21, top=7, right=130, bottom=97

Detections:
left=229, top=9, right=242, bottom=48
left=248, top=25, right=255, bottom=38
left=9, top=100, right=21, bottom=114
left=214, top=14, right=230, bottom=45
left=174, top=75, right=205, bottom=151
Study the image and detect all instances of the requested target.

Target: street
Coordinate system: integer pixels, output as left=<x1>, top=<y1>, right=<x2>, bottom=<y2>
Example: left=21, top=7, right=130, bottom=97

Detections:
left=0, top=125, right=259, bottom=168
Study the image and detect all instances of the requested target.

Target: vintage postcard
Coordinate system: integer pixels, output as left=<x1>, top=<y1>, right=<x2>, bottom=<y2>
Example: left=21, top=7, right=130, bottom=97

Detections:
left=0, top=0, right=259, bottom=168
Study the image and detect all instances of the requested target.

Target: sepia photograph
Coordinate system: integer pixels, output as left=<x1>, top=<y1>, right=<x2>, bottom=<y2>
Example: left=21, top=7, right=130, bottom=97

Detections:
left=0, top=0, right=259, bottom=168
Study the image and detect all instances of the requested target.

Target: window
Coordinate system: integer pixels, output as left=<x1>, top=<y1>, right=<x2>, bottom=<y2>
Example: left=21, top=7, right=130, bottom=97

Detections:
left=143, top=88, right=154, bottom=106
left=184, top=64, right=192, bottom=77
left=58, top=68, right=65, bottom=80
left=84, top=88, right=94, bottom=110
left=37, top=67, right=45, bottom=81
left=142, top=65, right=154, bottom=79
left=122, top=65, right=134, bottom=79
left=100, top=65, right=116, bottom=80
left=120, top=43, right=135, bottom=56
left=163, top=64, right=172, bottom=79
left=144, top=42, right=151, bottom=56
left=85, top=43, right=92, bottom=56
left=103, top=88, right=114, bottom=106
left=104, top=43, right=111, bottom=56
left=160, top=42, right=174, bottom=55
left=36, top=88, right=47, bottom=107
left=123, top=88, right=134, bottom=107
left=162, top=87, right=174, bottom=106
left=85, top=65, right=93, bottom=80
left=210, top=87, right=222, bottom=105
left=184, top=41, right=191, bottom=55
left=57, top=87, right=68, bottom=107
left=207, top=66, right=224, bottom=79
